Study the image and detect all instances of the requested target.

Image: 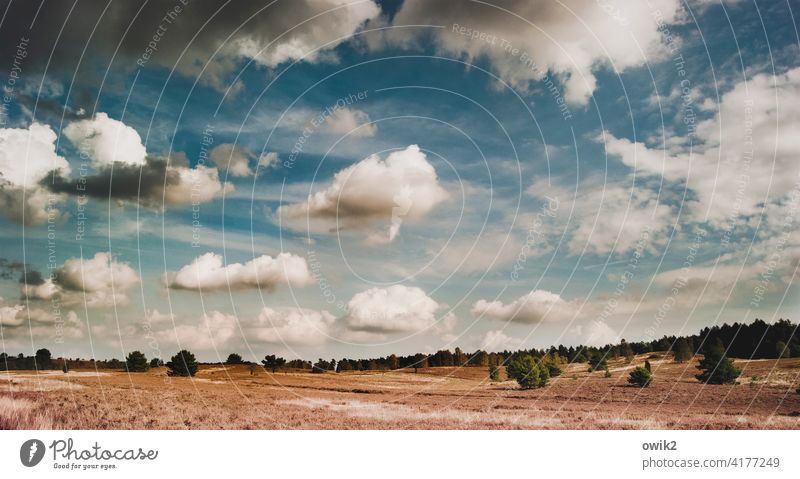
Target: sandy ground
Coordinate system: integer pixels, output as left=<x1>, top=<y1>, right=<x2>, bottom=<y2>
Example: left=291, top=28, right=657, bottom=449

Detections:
left=1, top=354, right=799, bottom=429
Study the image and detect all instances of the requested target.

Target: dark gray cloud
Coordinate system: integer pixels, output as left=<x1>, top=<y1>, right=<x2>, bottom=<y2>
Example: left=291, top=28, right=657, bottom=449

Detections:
left=44, top=156, right=173, bottom=206
left=41, top=155, right=227, bottom=207
left=0, top=0, right=380, bottom=92
left=19, top=269, right=44, bottom=286
left=0, top=258, right=26, bottom=280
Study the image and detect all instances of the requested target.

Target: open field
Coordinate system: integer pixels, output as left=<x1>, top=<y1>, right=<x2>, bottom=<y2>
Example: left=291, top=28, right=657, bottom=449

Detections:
left=2, top=354, right=799, bottom=429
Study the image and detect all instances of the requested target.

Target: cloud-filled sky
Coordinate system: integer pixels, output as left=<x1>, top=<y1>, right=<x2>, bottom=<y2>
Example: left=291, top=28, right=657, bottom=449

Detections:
left=0, top=0, right=798, bottom=362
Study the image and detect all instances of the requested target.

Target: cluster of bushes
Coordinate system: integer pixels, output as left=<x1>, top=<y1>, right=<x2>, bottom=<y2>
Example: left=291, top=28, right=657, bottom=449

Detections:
left=503, top=353, right=564, bottom=389
left=0, top=349, right=53, bottom=370
left=119, top=350, right=198, bottom=376
left=0, top=351, right=137, bottom=371
left=332, top=348, right=511, bottom=373
left=625, top=343, right=745, bottom=388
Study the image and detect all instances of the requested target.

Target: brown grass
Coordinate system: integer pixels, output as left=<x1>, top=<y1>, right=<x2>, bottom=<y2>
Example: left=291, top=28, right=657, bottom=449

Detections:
left=1, top=354, right=799, bottom=430
left=0, top=396, right=52, bottom=429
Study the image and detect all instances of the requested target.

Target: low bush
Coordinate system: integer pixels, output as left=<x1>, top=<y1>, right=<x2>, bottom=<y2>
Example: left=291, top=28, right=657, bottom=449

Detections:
left=628, top=366, right=652, bottom=387
left=506, top=354, right=549, bottom=389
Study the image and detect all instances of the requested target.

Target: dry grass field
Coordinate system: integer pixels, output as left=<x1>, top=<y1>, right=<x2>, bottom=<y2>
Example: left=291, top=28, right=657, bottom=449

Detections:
left=2, top=354, right=799, bottom=429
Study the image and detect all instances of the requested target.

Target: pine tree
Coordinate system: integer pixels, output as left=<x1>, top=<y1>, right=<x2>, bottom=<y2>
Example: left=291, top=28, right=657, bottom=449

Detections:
left=587, top=351, right=608, bottom=372
left=166, top=350, right=199, bottom=377
left=125, top=350, right=150, bottom=372
left=628, top=366, right=652, bottom=387
left=695, top=339, right=741, bottom=385
left=673, top=337, right=693, bottom=363
left=542, top=353, right=563, bottom=377
left=488, top=357, right=501, bottom=381
left=388, top=354, right=399, bottom=370
left=620, top=339, right=635, bottom=362
left=262, top=355, right=286, bottom=373
left=225, top=353, right=243, bottom=364
left=35, top=348, right=52, bottom=369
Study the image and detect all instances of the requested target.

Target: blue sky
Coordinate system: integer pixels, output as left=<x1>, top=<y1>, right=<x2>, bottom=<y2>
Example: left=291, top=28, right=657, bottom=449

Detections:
left=0, top=0, right=798, bottom=362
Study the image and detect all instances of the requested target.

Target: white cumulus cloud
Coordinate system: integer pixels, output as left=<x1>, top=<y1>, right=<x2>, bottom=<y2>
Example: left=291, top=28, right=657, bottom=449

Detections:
left=164, top=252, right=313, bottom=292
left=209, top=143, right=254, bottom=177
left=479, top=329, right=522, bottom=352
left=324, top=107, right=376, bottom=137
left=0, top=123, right=70, bottom=225
left=471, top=289, right=582, bottom=323
left=342, top=284, right=447, bottom=334
left=22, top=252, right=139, bottom=308
left=248, top=307, right=337, bottom=346
left=63, top=112, right=147, bottom=166
left=373, top=0, right=681, bottom=104
left=278, top=145, right=448, bottom=244
left=158, top=310, right=238, bottom=351
left=604, top=67, right=800, bottom=227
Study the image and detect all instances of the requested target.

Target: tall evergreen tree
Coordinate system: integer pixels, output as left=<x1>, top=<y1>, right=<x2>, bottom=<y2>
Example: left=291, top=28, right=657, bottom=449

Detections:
left=125, top=350, right=150, bottom=372
left=166, top=350, right=199, bottom=377
left=673, top=337, right=693, bottom=363
left=620, top=339, right=635, bottom=362
left=488, top=356, right=501, bottom=381
left=262, top=354, right=286, bottom=373
left=35, top=348, right=52, bottom=369
left=695, top=339, right=741, bottom=385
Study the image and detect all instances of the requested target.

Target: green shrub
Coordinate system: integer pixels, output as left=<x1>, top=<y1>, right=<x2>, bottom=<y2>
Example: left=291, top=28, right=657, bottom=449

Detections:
left=262, top=354, right=286, bottom=373
left=695, top=340, right=741, bottom=385
left=149, top=358, right=163, bottom=368
left=225, top=353, right=244, bottom=364
left=506, top=354, right=549, bottom=389
left=166, top=350, right=199, bottom=377
left=587, top=352, right=607, bottom=372
left=489, top=364, right=501, bottom=381
left=542, top=353, right=565, bottom=377
left=35, top=348, right=52, bottom=369
left=673, top=338, right=693, bottom=363
left=628, top=366, right=652, bottom=387
left=125, top=351, right=149, bottom=372
left=542, top=359, right=562, bottom=377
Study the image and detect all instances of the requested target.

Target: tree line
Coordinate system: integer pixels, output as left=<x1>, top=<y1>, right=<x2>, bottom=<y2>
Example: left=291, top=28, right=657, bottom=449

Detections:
left=1, top=318, right=796, bottom=385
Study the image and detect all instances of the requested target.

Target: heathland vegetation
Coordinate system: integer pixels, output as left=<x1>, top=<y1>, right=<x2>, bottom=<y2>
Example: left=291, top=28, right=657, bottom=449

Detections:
left=1, top=318, right=797, bottom=389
